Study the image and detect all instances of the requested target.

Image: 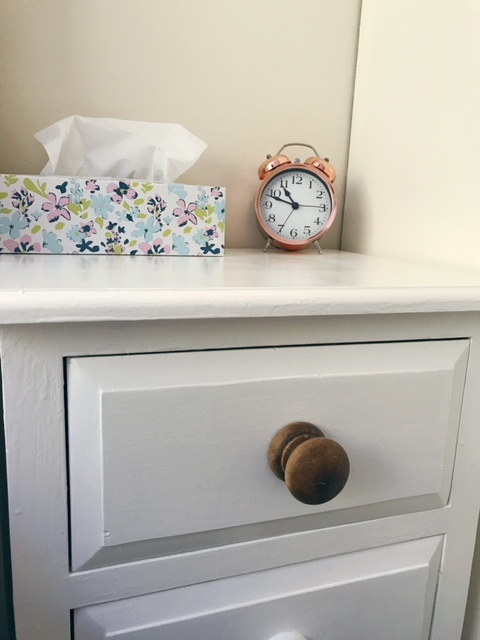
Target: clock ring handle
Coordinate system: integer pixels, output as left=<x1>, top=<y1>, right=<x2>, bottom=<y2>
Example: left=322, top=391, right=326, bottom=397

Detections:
left=269, top=421, right=350, bottom=505
left=272, top=142, right=328, bottom=162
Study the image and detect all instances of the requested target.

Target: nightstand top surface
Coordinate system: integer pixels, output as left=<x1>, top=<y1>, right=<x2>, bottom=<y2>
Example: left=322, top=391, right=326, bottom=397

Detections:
left=1, top=249, right=480, bottom=324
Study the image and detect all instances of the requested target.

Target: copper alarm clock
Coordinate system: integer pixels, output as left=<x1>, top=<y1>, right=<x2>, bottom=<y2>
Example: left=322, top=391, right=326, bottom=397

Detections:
left=255, top=143, right=337, bottom=252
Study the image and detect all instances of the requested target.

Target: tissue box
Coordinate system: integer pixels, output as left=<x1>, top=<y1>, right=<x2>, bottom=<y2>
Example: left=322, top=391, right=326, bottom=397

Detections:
left=0, top=175, right=226, bottom=256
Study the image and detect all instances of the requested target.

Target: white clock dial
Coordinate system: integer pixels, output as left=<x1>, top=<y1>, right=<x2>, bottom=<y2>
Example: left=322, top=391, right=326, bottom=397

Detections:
left=260, top=169, right=333, bottom=242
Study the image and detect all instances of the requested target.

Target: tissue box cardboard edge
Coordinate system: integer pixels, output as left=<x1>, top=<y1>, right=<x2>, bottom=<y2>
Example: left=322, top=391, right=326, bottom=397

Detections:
left=0, top=175, right=226, bottom=256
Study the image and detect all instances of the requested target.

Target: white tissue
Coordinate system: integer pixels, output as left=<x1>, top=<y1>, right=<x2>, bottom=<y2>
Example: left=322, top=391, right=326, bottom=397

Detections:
left=34, top=115, right=207, bottom=183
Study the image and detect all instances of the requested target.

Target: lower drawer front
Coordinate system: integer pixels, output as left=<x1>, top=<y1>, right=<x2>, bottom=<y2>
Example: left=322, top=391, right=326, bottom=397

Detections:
left=75, top=536, right=442, bottom=640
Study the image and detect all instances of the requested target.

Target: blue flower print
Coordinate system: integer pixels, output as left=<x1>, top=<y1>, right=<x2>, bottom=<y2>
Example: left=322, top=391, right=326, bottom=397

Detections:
left=117, top=205, right=141, bottom=223
left=116, top=209, right=131, bottom=223
left=132, top=217, right=161, bottom=241
left=216, top=199, right=226, bottom=223
left=70, top=180, right=83, bottom=205
left=91, top=194, right=114, bottom=219
left=172, top=234, right=190, bottom=255
left=0, top=211, right=29, bottom=239
left=42, top=230, right=63, bottom=254
left=197, top=187, right=209, bottom=210
left=67, top=225, right=87, bottom=243
left=31, top=210, right=43, bottom=221
left=193, top=228, right=207, bottom=245
left=129, top=205, right=141, bottom=219
left=201, top=241, right=222, bottom=255
left=168, top=184, right=189, bottom=200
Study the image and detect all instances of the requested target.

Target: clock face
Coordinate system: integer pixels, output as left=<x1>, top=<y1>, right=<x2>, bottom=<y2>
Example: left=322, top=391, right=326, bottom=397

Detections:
left=258, top=168, right=334, bottom=244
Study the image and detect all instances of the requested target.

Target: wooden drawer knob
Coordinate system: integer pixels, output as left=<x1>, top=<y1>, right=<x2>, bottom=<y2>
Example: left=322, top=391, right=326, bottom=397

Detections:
left=269, top=422, right=350, bottom=505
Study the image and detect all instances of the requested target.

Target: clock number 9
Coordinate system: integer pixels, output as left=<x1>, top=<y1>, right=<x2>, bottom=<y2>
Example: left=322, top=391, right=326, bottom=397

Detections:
left=264, top=201, right=273, bottom=209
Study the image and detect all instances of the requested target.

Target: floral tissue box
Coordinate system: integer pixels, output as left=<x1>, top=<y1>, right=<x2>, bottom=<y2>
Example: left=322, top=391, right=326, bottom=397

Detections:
left=0, top=175, right=226, bottom=256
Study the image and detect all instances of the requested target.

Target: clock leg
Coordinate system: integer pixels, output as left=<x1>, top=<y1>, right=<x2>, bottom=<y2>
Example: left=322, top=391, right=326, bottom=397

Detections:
left=263, top=238, right=273, bottom=252
left=314, top=241, right=323, bottom=255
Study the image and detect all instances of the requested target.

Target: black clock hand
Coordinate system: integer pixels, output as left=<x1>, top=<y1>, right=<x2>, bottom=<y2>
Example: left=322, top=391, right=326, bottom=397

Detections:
left=269, top=194, right=293, bottom=206
left=282, top=186, right=297, bottom=206
left=299, top=204, right=328, bottom=208
left=279, top=206, right=295, bottom=231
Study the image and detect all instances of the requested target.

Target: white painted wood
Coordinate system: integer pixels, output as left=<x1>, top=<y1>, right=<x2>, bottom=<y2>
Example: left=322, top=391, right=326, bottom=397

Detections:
left=1, top=253, right=480, bottom=640
left=74, top=536, right=443, bottom=640
left=268, top=633, right=306, bottom=640
left=1, top=250, right=480, bottom=325
left=0, top=328, right=71, bottom=639
left=427, top=337, right=480, bottom=640
left=68, top=340, right=467, bottom=570
left=68, top=507, right=449, bottom=608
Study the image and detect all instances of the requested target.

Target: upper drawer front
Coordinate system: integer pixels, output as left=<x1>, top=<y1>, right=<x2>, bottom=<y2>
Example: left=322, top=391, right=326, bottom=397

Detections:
left=67, top=340, right=468, bottom=570
left=75, top=536, right=442, bottom=640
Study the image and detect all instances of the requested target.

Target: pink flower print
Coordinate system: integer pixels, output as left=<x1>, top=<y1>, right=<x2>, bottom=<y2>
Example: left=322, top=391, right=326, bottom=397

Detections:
left=139, top=238, right=171, bottom=255
left=107, top=181, right=138, bottom=204
left=173, top=199, right=198, bottom=227
left=42, top=192, right=71, bottom=222
left=4, top=235, right=41, bottom=253
left=147, top=195, right=167, bottom=218
left=81, top=220, right=97, bottom=237
left=205, top=224, right=219, bottom=239
left=3, top=239, right=20, bottom=252
left=210, top=187, right=224, bottom=200
left=11, top=188, right=35, bottom=214
left=85, top=180, right=100, bottom=193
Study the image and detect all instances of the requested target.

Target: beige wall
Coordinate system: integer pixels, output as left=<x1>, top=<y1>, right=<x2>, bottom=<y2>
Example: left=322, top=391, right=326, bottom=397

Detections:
left=342, top=2, right=480, bottom=637
left=342, top=0, right=480, bottom=268
left=0, top=0, right=361, bottom=249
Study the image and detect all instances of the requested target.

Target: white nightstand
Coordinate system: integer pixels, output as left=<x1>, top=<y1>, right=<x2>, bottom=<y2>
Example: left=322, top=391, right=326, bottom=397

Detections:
left=2, top=249, right=480, bottom=640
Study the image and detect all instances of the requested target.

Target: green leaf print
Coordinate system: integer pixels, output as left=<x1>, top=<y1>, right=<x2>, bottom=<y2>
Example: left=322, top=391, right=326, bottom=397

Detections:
left=95, top=217, right=104, bottom=229
left=55, top=222, right=65, bottom=230
left=67, top=202, right=82, bottom=216
left=31, top=225, right=42, bottom=234
left=141, top=183, right=154, bottom=194
left=0, top=192, right=8, bottom=200
left=5, top=175, right=19, bottom=187
left=183, top=227, right=193, bottom=234
left=23, top=178, right=48, bottom=199
left=163, top=229, right=172, bottom=237
left=134, top=198, right=144, bottom=206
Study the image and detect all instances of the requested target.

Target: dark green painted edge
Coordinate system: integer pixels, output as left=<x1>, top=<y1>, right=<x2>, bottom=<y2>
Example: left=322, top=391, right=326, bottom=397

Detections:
left=0, top=362, right=15, bottom=639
